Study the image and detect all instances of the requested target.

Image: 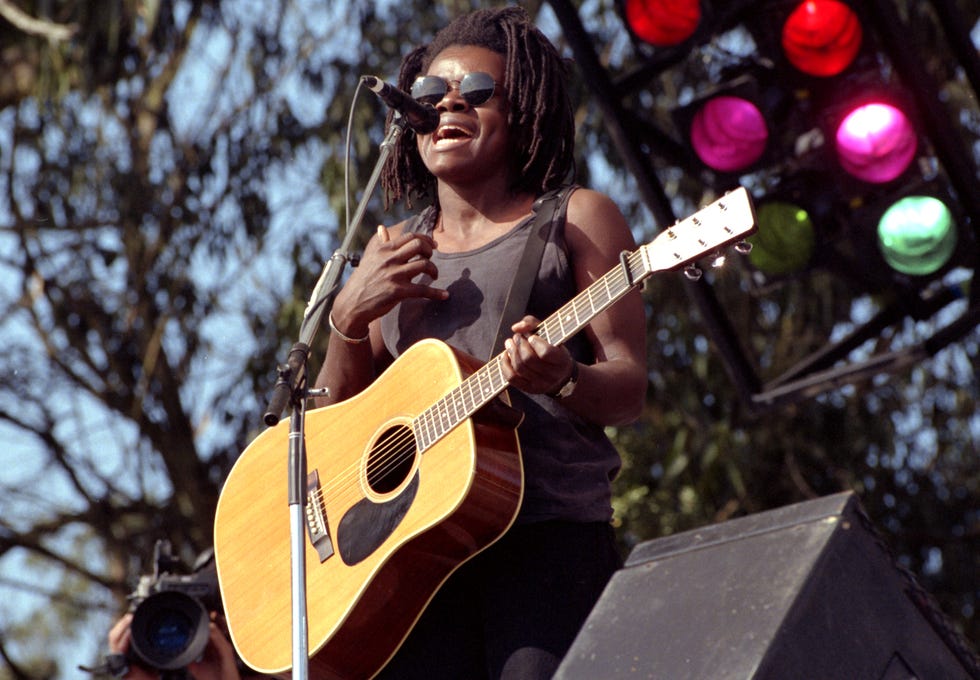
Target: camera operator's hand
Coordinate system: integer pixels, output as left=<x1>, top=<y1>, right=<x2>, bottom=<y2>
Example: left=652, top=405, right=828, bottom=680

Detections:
left=107, top=612, right=242, bottom=680
left=186, top=618, right=240, bottom=680
left=107, top=613, right=155, bottom=680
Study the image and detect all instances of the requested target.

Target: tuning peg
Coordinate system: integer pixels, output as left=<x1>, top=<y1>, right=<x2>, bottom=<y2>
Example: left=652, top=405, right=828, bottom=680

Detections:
left=734, top=240, right=753, bottom=255
left=710, top=252, right=727, bottom=268
left=684, top=264, right=703, bottom=281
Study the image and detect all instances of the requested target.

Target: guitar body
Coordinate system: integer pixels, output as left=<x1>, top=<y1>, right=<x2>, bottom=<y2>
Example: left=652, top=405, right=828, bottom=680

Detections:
left=214, top=187, right=757, bottom=678
left=214, top=339, right=524, bottom=678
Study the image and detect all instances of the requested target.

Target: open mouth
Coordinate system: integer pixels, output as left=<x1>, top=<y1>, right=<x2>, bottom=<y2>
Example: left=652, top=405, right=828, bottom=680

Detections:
left=434, top=124, right=474, bottom=145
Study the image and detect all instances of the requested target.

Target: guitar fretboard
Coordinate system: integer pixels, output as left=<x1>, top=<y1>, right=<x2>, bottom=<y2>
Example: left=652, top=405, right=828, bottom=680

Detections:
left=410, top=187, right=755, bottom=453
left=413, top=249, right=648, bottom=452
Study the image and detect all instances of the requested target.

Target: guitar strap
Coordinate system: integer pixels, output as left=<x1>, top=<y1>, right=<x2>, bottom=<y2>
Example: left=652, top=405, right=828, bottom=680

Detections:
left=489, top=184, right=577, bottom=359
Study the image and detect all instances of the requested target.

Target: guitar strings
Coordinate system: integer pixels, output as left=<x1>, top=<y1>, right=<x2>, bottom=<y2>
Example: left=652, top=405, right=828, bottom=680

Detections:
left=307, top=354, right=510, bottom=508
left=308, top=254, right=640, bottom=509
left=313, top=202, right=744, bottom=504
left=308, top=253, right=641, bottom=510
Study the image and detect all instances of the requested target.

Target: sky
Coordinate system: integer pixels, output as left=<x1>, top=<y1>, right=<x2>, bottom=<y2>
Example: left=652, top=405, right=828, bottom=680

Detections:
left=1, top=1, right=979, bottom=676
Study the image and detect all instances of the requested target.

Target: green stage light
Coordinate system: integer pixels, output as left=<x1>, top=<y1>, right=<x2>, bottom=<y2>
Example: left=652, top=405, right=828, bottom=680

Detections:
left=876, top=195, right=957, bottom=276
left=749, top=201, right=817, bottom=275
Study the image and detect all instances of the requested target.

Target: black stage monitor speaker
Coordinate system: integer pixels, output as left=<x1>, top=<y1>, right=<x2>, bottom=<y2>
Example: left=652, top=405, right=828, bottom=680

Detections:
left=556, top=491, right=979, bottom=680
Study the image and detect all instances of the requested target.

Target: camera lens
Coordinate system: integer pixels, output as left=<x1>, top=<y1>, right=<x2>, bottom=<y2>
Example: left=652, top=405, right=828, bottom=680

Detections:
left=129, top=591, right=211, bottom=671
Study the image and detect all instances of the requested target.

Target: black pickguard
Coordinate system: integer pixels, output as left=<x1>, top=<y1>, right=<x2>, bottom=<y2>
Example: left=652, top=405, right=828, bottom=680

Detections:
left=337, top=472, right=420, bottom=565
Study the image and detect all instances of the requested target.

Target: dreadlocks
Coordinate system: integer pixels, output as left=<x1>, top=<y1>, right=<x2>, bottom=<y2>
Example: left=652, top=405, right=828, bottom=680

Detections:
left=380, top=6, right=576, bottom=208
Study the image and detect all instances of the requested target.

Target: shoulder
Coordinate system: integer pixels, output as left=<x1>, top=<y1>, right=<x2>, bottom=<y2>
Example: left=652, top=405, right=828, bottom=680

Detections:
left=563, top=188, right=635, bottom=257
left=565, top=187, right=621, bottom=219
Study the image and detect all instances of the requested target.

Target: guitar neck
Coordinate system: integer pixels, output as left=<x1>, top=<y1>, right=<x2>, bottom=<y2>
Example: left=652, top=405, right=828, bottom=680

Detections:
left=412, top=187, right=756, bottom=453
left=413, top=250, right=647, bottom=452
left=538, top=251, right=647, bottom=347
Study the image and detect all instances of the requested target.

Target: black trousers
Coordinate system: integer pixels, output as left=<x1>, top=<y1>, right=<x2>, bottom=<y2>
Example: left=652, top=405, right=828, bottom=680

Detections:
left=374, top=520, right=622, bottom=680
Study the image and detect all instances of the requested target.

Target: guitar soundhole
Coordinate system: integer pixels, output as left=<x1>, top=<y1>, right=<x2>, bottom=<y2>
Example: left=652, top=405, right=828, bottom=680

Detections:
left=367, top=424, right=417, bottom=494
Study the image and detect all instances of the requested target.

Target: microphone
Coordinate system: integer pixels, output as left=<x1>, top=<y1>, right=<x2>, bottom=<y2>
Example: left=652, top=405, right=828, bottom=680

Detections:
left=361, top=75, right=440, bottom=134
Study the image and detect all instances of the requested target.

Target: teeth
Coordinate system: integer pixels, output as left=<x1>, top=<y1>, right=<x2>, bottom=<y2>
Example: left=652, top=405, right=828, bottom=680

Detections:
left=436, top=125, right=471, bottom=140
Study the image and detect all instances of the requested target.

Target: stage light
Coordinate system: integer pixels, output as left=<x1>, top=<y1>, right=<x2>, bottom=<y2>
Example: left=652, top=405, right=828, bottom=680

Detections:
left=748, top=201, right=817, bottom=275
left=623, top=0, right=701, bottom=47
left=690, top=96, right=769, bottom=173
left=781, top=0, right=863, bottom=77
left=876, top=195, right=957, bottom=277
left=835, top=102, right=916, bottom=183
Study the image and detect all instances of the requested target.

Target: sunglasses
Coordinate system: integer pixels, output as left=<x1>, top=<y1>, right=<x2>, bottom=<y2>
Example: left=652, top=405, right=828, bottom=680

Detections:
left=410, top=72, right=498, bottom=107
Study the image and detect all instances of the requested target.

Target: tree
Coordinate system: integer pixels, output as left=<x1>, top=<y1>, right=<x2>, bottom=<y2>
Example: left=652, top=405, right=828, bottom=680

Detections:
left=0, top=1, right=976, bottom=677
left=0, top=0, right=462, bottom=674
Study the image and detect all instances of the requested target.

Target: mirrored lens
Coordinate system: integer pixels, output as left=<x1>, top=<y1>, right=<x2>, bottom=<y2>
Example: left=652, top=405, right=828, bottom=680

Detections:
left=410, top=72, right=496, bottom=107
left=411, top=76, right=447, bottom=105
left=460, top=72, right=495, bottom=105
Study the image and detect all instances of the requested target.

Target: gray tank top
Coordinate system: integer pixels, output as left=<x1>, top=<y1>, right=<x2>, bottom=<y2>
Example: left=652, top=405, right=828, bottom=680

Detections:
left=380, top=192, right=620, bottom=523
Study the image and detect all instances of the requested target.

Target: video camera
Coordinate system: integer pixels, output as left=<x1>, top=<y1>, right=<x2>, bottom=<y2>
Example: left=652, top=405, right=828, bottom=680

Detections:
left=126, top=539, right=221, bottom=677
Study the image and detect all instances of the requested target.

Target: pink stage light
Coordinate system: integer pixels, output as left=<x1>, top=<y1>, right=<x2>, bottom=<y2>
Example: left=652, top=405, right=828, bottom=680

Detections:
left=835, top=102, right=916, bottom=183
left=690, top=96, right=769, bottom=173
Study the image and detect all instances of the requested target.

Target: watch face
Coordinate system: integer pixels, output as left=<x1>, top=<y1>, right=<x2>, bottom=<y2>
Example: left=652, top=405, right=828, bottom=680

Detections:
left=554, top=360, right=579, bottom=399
left=550, top=361, right=578, bottom=399
left=557, top=375, right=576, bottom=399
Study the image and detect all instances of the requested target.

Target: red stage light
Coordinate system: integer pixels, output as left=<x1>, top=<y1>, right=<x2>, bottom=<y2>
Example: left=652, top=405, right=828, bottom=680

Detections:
left=690, top=96, right=769, bottom=173
left=835, top=102, right=917, bottom=183
left=781, top=0, right=863, bottom=77
left=624, top=0, right=701, bottom=47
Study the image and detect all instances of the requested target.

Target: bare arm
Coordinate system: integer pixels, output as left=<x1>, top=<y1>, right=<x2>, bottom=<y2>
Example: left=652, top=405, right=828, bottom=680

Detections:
left=313, top=224, right=448, bottom=407
left=500, top=189, right=647, bottom=426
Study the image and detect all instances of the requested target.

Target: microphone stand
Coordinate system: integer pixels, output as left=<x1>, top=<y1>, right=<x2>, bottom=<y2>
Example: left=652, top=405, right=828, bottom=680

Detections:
left=261, top=113, right=411, bottom=680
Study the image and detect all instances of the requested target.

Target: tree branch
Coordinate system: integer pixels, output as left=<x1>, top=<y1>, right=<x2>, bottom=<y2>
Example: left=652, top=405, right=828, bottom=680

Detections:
left=0, top=0, right=77, bottom=42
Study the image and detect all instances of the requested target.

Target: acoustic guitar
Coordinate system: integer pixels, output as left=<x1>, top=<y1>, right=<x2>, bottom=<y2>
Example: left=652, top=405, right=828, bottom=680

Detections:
left=213, top=187, right=756, bottom=678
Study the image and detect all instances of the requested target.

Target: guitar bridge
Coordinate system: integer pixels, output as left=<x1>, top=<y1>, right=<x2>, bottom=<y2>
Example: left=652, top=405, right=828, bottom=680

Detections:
left=306, top=470, right=334, bottom=563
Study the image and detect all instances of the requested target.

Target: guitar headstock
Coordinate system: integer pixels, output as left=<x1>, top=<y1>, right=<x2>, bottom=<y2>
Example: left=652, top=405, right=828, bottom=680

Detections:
left=640, top=187, right=757, bottom=275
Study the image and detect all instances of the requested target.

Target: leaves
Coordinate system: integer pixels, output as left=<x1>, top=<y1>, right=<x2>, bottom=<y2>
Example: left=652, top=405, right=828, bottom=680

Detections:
left=0, top=0, right=977, bottom=675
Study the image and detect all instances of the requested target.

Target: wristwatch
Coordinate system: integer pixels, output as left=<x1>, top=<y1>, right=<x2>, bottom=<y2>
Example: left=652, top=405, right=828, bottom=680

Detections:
left=549, top=360, right=579, bottom=399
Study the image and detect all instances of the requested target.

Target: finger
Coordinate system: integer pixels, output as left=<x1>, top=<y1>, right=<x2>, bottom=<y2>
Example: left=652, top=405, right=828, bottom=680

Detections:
left=505, top=335, right=536, bottom=374
left=392, top=260, right=448, bottom=300
left=407, top=283, right=449, bottom=301
left=525, top=334, right=554, bottom=359
left=107, top=613, right=133, bottom=653
left=397, top=255, right=440, bottom=281
left=207, top=623, right=239, bottom=667
left=377, top=225, right=390, bottom=243
left=526, top=336, right=571, bottom=372
left=505, top=335, right=524, bottom=366
left=391, top=231, right=438, bottom=255
left=506, top=335, right=570, bottom=392
left=500, top=340, right=519, bottom=382
left=208, top=622, right=233, bottom=653
left=510, top=315, right=541, bottom=334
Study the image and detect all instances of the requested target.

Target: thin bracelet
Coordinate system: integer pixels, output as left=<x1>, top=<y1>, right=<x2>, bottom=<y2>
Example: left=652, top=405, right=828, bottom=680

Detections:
left=328, top=312, right=370, bottom=345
